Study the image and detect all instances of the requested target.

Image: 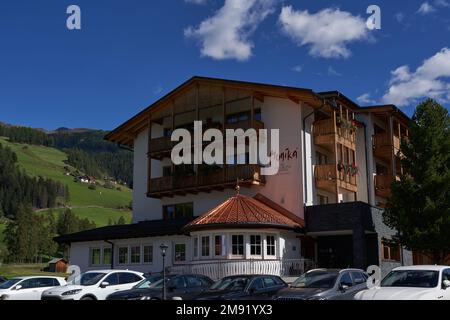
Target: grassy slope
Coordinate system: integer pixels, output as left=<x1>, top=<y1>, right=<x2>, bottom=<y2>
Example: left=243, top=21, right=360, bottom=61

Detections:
left=0, top=137, right=132, bottom=225
left=0, top=264, right=67, bottom=278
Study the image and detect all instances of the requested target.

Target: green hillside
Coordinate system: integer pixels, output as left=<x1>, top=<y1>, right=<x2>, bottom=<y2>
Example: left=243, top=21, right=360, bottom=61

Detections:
left=0, top=137, right=132, bottom=226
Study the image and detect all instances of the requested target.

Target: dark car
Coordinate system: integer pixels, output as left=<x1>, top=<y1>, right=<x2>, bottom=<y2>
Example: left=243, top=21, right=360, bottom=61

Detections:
left=106, top=274, right=213, bottom=300
left=275, top=268, right=368, bottom=300
left=194, top=275, right=287, bottom=300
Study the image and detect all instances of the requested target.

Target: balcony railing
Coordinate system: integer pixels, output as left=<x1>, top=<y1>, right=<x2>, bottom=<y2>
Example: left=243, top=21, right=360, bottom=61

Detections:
left=374, top=174, right=393, bottom=198
left=373, top=133, right=405, bottom=161
left=313, top=118, right=356, bottom=149
left=169, top=259, right=316, bottom=280
left=314, top=164, right=357, bottom=193
left=148, top=164, right=264, bottom=197
left=149, top=119, right=265, bottom=158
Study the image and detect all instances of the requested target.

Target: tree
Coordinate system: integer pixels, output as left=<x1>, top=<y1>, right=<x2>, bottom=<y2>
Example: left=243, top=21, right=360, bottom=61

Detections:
left=384, top=99, right=450, bottom=264
left=116, top=216, right=126, bottom=225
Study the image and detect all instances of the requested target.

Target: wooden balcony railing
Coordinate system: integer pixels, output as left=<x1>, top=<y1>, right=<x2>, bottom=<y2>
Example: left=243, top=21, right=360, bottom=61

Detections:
left=148, top=164, right=264, bottom=198
left=374, top=174, right=393, bottom=198
left=314, top=164, right=357, bottom=193
left=313, top=118, right=356, bottom=149
left=149, top=120, right=265, bottom=158
left=373, top=133, right=405, bottom=161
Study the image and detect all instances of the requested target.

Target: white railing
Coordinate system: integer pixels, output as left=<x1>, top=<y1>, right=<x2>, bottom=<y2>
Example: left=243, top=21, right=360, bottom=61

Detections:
left=169, top=259, right=316, bottom=280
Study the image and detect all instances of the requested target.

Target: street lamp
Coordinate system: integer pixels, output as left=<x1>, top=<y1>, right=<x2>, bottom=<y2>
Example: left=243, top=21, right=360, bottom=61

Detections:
left=160, top=243, right=169, bottom=300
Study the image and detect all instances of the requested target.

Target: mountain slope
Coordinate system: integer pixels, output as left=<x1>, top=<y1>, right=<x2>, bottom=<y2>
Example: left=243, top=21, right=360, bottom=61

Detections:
left=0, top=137, right=132, bottom=225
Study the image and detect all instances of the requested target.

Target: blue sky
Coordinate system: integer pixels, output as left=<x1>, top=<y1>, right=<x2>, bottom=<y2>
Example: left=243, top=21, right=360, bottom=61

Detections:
left=0, top=0, right=449, bottom=130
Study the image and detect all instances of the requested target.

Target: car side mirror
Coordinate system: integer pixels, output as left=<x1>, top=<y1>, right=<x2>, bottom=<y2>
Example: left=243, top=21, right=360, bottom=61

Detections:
left=340, top=284, right=349, bottom=292
left=100, top=281, right=110, bottom=288
left=443, top=280, right=450, bottom=289
left=14, top=285, right=23, bottom=291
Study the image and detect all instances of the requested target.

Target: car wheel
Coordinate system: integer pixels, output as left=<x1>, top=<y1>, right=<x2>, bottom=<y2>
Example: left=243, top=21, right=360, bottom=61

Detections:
left=81, top=296, right=95, bottom=300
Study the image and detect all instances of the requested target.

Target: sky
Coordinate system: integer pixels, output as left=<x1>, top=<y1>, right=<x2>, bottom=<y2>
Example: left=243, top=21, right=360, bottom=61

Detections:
left=0, top=0, right=449, bottom=130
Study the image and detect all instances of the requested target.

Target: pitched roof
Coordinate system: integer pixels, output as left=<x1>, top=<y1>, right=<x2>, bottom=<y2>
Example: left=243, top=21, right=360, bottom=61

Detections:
left=183, top=194, right=304, bottom=232
left=104, top=76, right=330, bottom=147
left=54, top=218, right=195, bottom=244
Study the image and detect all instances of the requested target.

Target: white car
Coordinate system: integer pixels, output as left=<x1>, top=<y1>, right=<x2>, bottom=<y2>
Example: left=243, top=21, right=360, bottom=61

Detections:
left=355, top=265, right=450, bottom=300
left=0, top=276, right=67, bottom=300
left=41, top=269, right=145, bottom=300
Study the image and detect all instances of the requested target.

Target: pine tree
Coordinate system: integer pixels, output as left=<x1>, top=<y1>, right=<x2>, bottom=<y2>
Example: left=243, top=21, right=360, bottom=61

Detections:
left=384, top=99, right=450, bottom=264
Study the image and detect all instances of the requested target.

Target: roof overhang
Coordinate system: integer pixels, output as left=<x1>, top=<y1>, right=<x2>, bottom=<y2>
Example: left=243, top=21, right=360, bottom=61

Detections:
left=104, top=76, right=332, bottom=147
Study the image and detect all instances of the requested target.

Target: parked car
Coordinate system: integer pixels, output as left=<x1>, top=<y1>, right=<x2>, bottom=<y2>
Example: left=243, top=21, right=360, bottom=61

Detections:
left=355, top=265, right=450, bottom=300
left=41, top=269, right=144, bottom=300
left=0, top=276, right=66, bottom=300
left=0, top=276, right=7, bottom=284
left=275, top=268, right=368, bottom=300
left=194, top=275, right=287, bottom=300
left=107, top=274, right=214, bottom=300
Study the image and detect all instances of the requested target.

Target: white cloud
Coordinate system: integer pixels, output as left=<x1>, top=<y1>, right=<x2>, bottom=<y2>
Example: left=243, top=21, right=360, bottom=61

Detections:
left=382, top=48, right=450, bottom=106
left=184, top=0, right=276, bottom=61
left=357, top=93, right=376, bottom=105
left=292, top=65, right=303, bottom=72
left=434, top=0, right=450, bottom=7
left=417, top=2, right=436, bottom=14
left=278, top=6, right=369, bottom=59
left=327, top=66, right=342, bottom=76
left=395, top=12, right=405, bottom=23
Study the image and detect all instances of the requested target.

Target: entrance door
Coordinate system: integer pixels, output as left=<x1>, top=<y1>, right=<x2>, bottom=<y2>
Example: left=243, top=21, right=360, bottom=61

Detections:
left=317, top=236, right=353, bottom=268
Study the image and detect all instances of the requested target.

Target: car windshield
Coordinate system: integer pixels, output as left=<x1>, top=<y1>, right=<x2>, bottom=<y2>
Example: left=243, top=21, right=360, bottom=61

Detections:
left=0, top=278, right=22, bottom=289
left=69, top=272, right=107, bottom=286
left=210, top=277, right=249, bottom=291
left=381, top=270, right=439, bottom=288
left=291, top=272, right=338, bottom=289
left=133, top=275, right=163, bottom=289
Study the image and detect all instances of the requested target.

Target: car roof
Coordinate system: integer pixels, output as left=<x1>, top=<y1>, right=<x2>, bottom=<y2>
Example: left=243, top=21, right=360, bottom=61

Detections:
left=11, top=276, right=65, bottom=280
left=85, top=269, right=142, bottom=274
left=306, top=268, right=365, bottom=274
left=393, top=265, right=449, bottom=271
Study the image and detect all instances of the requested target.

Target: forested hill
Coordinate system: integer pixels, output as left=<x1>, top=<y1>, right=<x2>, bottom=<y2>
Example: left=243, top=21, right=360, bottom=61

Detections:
left=0, top=124, right=133, bottom=187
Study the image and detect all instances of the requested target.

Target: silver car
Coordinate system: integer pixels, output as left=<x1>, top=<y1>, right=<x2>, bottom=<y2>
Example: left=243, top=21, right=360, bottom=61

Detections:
left=275, top=268, right=368, bottom=300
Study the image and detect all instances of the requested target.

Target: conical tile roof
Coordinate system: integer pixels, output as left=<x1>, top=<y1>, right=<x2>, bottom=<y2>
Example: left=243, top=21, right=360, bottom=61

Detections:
left=183, top=194, right=303, bottom=232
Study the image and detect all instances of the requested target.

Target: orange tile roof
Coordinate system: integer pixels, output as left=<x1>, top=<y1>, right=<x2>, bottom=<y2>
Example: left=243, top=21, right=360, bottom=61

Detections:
left=183, top=194, right=304, bottom=232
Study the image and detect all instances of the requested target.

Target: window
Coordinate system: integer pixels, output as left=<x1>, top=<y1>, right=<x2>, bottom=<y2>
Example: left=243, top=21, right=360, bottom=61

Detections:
left=91, top=248, right=101, bottom=266
left=382, top=240, right=401, bottom=261
left=214, top=235, right=226, bottom=256
left=118, top=247, right=129, bottom=264
left=317, top=195, right=329, bottom=205
left=232, top=235, right=244, bottom=256
left=250, top=235, right=262, bottom=256
left=19, top=279, right=40, bottom=289
left=162, top=166, right=172, bottom=177
left=193, top=237, right=199, bottom=258
left=442, top=269, right=450, bottom=282
left=163, top=127, right=172, bottom=137
left=103, top=247, right=112, bottom=265
left=266, top=235, right=276, bottom=256
left=174, top=243, right=186, bottom=262
left=263, top=277, right=277, bottom=288
left=118, top=272, right=142, bottom=284
left=316, top=151, right=328, bottom=165
left=201, top=236, right=210, bottom=257
left=339, top=272, right=353, bottom=287
left=104, top=273, right=119, bottom=286
left=186, top=276, right=204, bottom=288
left=351, top=272, right=367, bottom=285
left=163, top=203, right=193, bottom=220
left=169, top=276, right=187, bottom=289
left=143, top=245, right=153, bottom=263
left=249, top=278, right=264, bottom=291
left=130, top=246, right=141, bottom=264
left=35, top=278, right=58, bottom=288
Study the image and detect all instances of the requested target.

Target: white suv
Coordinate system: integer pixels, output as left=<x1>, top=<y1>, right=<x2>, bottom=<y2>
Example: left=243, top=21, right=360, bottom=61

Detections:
left=41, top=269, right=144, bottom=300
left=0, top=276, right=66, bottom=300
left=355, top=265, right=450, bottom=300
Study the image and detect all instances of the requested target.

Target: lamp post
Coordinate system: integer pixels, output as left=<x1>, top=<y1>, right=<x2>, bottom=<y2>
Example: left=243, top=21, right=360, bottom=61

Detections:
left=160, top=243, right=168, bottom=300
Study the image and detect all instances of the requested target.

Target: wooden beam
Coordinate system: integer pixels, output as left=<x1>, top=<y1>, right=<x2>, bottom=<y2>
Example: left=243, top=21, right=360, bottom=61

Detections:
left=147, top=114, right=152, bottom=195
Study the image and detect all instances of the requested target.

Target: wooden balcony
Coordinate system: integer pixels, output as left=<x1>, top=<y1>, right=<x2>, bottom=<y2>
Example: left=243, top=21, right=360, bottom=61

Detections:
left=149, top=119, right=265, bottom=159
left=374, top=174, right=392, bottom=199
left=148, top=164, right=264, bottom=198
left=314, top=164, right=358, bottom=194
left=373, top=133, right=403, bottom=162
left=313, top=118, right=356, bottom=151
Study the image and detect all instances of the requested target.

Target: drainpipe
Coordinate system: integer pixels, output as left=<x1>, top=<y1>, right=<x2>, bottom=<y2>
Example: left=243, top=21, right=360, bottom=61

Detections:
left=105, top=240, right=115, bottom=270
